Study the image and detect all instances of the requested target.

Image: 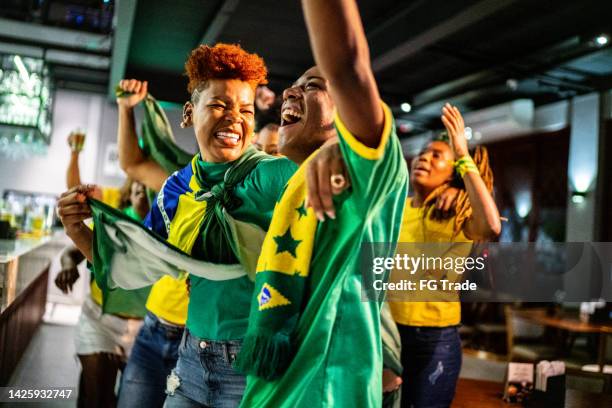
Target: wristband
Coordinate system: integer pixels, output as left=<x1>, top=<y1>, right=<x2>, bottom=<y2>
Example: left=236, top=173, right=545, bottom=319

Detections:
left=454, top=155, right=479, bottom=178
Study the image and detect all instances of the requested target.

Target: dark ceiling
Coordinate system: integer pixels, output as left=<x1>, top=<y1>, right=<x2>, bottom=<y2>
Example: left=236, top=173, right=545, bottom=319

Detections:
left=1, top=0, right=612, bottom=133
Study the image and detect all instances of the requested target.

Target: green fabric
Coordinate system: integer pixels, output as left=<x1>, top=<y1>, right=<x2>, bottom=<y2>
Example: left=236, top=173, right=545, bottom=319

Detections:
left=122, top=205, right=140, bottom=222
left=115, top=87, right=191, bottom=174
left=90, top=199, right=247, bottom=294
left=91, top=205, right=150, bottom=317
left=239, top=113, right=408, bottom=407
left=186, top=150, right=297, bottom=340
left=381, top=302, right=403, bottom=408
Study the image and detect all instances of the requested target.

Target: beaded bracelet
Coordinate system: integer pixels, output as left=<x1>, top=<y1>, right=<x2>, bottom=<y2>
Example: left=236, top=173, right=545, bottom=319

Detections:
left=454, top=155, right=479, bottom=178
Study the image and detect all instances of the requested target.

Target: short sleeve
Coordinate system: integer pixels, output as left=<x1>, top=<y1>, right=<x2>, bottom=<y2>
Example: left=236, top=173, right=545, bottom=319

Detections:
left=143, top=168, right=187, bottom=239
left=335, top=102, right=408, bottom=211
left=143, top=196, right=167, bottom=238
left=246, top=157, right=297, bottom=204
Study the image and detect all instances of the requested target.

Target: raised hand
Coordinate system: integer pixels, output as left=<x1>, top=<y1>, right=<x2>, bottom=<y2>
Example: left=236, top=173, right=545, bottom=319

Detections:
left=432, top=187, right=459, bottom=220
left=67, top=131, right=85, bottom=153
left=441, top=103, right=469, bottom=158
left=305, top=138, right=351, bottom=221
left=56, top=185, right=97, bottom=233
left=116, top=79, right=148, bottom=109
left=55, top=267, right=80, bottom=294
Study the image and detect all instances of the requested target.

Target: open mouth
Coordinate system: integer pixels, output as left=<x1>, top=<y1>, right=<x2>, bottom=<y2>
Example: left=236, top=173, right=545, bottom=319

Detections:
left=413, top=165, right=430, bottom=175
left=215, top=130, right=241, bottom=147
left=280, top=107, right=303, bottom=127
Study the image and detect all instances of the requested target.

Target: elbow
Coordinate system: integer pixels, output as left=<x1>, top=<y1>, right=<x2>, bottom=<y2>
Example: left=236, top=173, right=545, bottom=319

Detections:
left=486, top=217, right=502, bottom=239
left=121, top=162, right=139, bottom=181
left=471, top=217, right=501, bottom=241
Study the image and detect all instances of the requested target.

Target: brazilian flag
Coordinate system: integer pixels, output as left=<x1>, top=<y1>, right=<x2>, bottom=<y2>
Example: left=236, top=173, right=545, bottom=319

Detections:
left=89, top=199, right=253, bottom=316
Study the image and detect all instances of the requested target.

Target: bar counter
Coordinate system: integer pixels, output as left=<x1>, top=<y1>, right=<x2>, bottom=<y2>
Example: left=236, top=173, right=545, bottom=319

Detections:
left=0, top=233, right=66, bottom=385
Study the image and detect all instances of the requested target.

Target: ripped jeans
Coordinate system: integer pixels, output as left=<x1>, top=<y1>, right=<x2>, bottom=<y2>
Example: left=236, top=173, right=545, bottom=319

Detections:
left=397, top=325, right=462, bottom=408
left=163, top=329, right=245, bottom=408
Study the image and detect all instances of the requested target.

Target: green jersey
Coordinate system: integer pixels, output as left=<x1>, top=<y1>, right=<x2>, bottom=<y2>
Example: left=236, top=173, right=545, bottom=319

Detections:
left=240, top=103, right=408, bottom=407
left=188, top=157, right=296, bottom=340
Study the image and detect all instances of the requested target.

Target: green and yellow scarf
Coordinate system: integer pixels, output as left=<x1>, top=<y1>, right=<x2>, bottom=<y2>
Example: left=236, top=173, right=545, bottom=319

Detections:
left=235, top=151, right=319, bottom=379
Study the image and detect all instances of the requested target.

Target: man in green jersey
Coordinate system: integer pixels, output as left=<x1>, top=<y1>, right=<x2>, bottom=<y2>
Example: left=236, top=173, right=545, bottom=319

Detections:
left=236, top=0, right=408, bottom=406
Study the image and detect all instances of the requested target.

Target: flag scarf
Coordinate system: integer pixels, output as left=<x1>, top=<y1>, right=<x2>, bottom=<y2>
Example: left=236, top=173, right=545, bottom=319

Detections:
left=140, top=94, right=192, bottom=174
left=235, top=151, right=319, bottom=379
left=90, top=199, right=247, bottom=293
left=91, top=147, right=271, bottom=301
left=115, top=87, right=191, bottom=174
left=155, top=147, right=270, bottom=276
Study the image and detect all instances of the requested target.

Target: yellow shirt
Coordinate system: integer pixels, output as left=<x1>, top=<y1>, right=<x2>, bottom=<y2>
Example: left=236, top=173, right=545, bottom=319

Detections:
left=389, top=198, right=472, bottom=327
left=145, top=276, right=188, bottom=325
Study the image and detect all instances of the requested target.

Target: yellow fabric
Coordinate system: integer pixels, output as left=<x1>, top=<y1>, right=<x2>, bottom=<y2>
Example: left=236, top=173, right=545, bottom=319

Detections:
left=389, top=198, right=472, bottom=327
left=90, top=280, right=103, bottom=305
left=144, top=162, right=204, bottom=326
left=167, top=193, right=206, bottom=253
left=333, top=103, right=392, bottom=160
left=255, top=152, right=318, bottom=278
left=100, top=187, right=122, bottom=209
left=145, top=276, right=189, bottom=325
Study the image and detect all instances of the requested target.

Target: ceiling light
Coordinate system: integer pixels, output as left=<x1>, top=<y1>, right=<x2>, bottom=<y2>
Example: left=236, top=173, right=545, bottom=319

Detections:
left=13, top=55, right=30, bottom=84
left=400, top=102, right=411, bottom=113
left=595, top=34, right=609, bottom=46
left=464, top=127, right=473, bottom=140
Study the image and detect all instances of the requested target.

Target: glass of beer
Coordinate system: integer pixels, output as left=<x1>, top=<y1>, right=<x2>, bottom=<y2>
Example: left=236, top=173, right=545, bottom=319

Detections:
left=68, top=128, right=86, bottom=152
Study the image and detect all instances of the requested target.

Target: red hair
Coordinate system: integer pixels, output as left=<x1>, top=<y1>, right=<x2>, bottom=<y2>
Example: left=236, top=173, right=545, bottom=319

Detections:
left=185, top=43, right=268, bottom=94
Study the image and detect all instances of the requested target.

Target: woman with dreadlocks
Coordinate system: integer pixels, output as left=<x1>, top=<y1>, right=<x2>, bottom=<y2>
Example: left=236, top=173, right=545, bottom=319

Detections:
left=388, top=103, right=501, bottom=407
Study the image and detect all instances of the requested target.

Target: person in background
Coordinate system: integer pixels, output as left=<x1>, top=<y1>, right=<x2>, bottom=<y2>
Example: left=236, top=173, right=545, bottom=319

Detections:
left=254, top=85, right=281, bottom=131
left=253, top=123, right=281, bottom=156
left=111, top=78, right=184, bottom=408
left=388, top=104, right=501, bottom=407
left=66, top=131, right=122, bottom=208
left=55, top=179, right=149, bottom=408
left=236, top=0, right=408, bottom=406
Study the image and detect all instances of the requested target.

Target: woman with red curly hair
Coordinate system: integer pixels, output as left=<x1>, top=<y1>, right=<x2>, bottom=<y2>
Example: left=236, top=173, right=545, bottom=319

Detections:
left=57, top=43, right=299, bottom=408
left=131, top=44, right=296, bottom=408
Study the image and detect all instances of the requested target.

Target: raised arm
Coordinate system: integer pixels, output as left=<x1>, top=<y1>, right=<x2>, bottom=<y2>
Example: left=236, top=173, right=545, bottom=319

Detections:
left=66, top=133, right=83, bottom=188
left=442, top=104, right=501, bottom=240
left=116, top=79, right=168, bottom=191
left=302, top=0, right=383, bottom=147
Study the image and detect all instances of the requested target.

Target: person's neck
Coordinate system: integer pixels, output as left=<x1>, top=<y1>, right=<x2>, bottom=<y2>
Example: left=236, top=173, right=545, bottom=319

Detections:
left=411, top=185, right=433, bottom=207
left=285, top=148, right=316, bottom=165
left=284, top=134, right=336, bottom=165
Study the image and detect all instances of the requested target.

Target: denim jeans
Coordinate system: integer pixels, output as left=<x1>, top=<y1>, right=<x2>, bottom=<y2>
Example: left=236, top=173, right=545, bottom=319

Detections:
left=397, top=325, right=462, bottom=408
left=163, top=329, right=245, bottom=408
left=117, top=312, right=184, bottom=408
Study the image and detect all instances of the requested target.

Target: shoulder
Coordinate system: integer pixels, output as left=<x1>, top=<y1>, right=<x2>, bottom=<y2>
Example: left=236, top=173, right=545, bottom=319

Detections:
left=242, top=156, right=297, bottom=202
left=151, top=158, right=196, bottom=228
left=159, top=157, right=197, bottom=198
left=335, top=102, right=396, bottom=162
left=255, top=156, right=297, bottom=173
left=248, top=157, right=297, bottom=185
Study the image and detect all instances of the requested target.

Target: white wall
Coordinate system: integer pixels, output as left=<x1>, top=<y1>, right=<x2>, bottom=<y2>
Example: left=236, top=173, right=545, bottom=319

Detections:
left=0, top=90, right=104, bottom=195
left=0, top=90, right=198, bottom=196
left=93, top=101, right=198, bottom=188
